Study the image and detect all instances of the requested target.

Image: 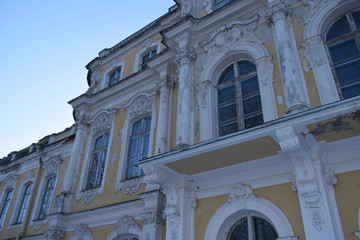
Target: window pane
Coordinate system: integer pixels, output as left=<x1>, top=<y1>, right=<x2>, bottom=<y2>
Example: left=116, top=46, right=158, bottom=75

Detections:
left=228, top=217, right=248, bottom=240
left=353, top=11, right=360, bottom=29
left=241, top=76, right=259, bottom=97
left=132, top=120, right=142, bottom=135
left=219, top=122, right=238, bottom=136
left=335, top=59, right=360, bottom=85
left=0, top=189, right=13, bottom=227
left=143, top=117, right=151, bottom=132
left=140, top=134, right=150, bottom=160
left=245, top=114, right=264, bottom=129
left=16, top=184, right=33, bottom=223
left=342, top=81, right=360, bottom=99
left=243, top=95, right=262, bottom=115
left=219, top=103, right=237, bottom=123
left=238, top=61, right=256, bottom=76
left=328, top=38, right=359, bottom=63
left=129, top=137, right=140, bottom=158
left=218, top=65, right=235, bottom=83
left=326, top=16, right=351, bottom=41
left=254, top=217, right=278, bottom=240
left=218, top=85, right=236, bottom=104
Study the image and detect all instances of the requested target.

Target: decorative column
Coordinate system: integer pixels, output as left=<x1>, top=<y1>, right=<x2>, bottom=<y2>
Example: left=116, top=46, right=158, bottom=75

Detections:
left=302, top=35, right=339, bottom=104
left=196, top=80, right=212, bottom=142
left=267, top=0, right=309, bottom=113
left=275, top=126, right=340, bottom=240
left=58, top=115, right=88, bottom=212
left=156, top=77, right=173, bottom=154
left=175, top=47, right=195, bottom=147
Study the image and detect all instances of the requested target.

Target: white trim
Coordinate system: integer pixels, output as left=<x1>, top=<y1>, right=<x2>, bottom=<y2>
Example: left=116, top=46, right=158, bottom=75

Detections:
left=204, top=185, right=295, bottom=240
left=102, top=62, right=125, bottom=89
left=76, top=111, right=116, bottom=205
left=198, top=42, right=278, bottom=141
left=134, top=39, right=160, bottom=72
left=116, top=94, right=157, bottom=192
left=303, top=0, right=360, bottom=104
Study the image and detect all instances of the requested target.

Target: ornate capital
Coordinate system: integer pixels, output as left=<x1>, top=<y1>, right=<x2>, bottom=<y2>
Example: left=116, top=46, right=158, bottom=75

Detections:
left=175, top=47, right=196, bottom=66
left=266, top=0, right=291, bottom=23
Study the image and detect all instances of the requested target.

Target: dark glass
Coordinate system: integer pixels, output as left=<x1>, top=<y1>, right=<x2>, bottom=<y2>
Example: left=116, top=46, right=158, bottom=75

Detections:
left=254, top=217, right=278, bottom=240
left=241, top=76, right=259, bottom=97
left=132, top=119, right=142, bottom=135
left=353, top=11, right=360, bottom=29
left=228, top=217, right=248, bottom=240
left=335, top=59, right=360, bottom=85
left=245, top=114, right=264, bottom=129
left=243, top=95, right=262, bottom=115
left=143, top=117, right=151, bottom=132
left=238, top=61, right=256, bottom=76
left=219, top=104, right=237, bottom=123
left=219, top=122, right=238, bottom=136
left=218, top=65, right=235, bottom=83
left=326, top=16, right=351, bottom=41
left=218, top=85, right=236, bottom=104
left=328, top=38, right=359, bottom=63
left=342, top=81, right=360, bottom=99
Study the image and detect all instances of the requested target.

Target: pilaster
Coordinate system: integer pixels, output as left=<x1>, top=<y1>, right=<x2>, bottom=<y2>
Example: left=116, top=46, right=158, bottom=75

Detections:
left=266, top=0, right=310, bottom=113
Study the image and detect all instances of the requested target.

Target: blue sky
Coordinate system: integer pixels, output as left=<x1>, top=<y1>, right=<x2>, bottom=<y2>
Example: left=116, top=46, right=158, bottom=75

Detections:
left=0, top=0, right=175, bottom=158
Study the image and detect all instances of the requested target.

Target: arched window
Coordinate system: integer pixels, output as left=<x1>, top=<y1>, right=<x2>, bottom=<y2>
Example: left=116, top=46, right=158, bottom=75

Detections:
left=326, top=10, right=360, bottom=99
left=14, top=182, right=33, bottom=224
left=140, top=49, right=157, bottom=70
left=108, top=68, right=122, bottom=86
left=227, top=215, right=278, bottom=240
left=0, top=188, right=13, bottom=227
left=217, top=61, right=263, bottom=136
left=127, top=117, right=151, bottom=178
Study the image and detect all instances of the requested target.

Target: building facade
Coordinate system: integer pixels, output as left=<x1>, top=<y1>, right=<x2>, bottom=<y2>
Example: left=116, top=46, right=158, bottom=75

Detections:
left=1, top=0, right=360, bottom=239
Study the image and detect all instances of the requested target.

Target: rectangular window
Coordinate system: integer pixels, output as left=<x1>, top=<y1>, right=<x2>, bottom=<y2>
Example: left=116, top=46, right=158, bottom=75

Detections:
left=86, top=133, right=110, bottom=189
left=0, top=189, right=13, bottom=227
left=127, top=117, right=151, bottom=178
left=141, top=49, right=157, bottom=69
left=15, top=183, right=33, bottom=224
left=109, top=68, right=122, bottom=86
left=38, top=177, right=56, bottom=220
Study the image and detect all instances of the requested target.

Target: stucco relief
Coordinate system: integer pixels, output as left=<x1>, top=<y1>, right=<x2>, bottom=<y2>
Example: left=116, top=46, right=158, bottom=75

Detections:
left=69, top=224, right=94, bottom=240
left=4, top=173, right=18, bottom=189
left=91, top=112, right=113, bottom=135
left=225, top=183, right=258, bottom=206
left=128, top=95, right=153, bottom=119
left=44, top=229, right=65, bottom=240
left=80, top=188, right=99, bottom=205
left=195, top=80, right=212, bottom=109
left=117, top=177, right=143, bottom=195
left=108, top=215, right=142, bottom=239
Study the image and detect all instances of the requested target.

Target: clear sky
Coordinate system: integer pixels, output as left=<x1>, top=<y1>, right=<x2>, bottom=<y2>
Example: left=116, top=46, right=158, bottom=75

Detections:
left=0, top=0, right=175, bottom=158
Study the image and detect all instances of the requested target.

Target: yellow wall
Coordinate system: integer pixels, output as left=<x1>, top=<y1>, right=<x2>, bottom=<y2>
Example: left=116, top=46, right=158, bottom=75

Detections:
left=334, top=170, right=360, bottom=240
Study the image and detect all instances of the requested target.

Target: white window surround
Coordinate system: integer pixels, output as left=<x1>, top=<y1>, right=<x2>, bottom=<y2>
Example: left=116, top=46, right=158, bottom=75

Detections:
left=9, top=171, right=35, bottom=228
left=103, top=62, right=125, bottom=89
left=303, top=0, right=360, bottom=105
left=204, top=183, right=296, bottom=240
left=30, top=158, right=61, bottom=231
left=116, top=94, right=156, bottom=194
left=198, top=46, right=278, bottom=141
left=134, top=39, right=160, bottom=72
left=76, top=111, right=116, bottom=205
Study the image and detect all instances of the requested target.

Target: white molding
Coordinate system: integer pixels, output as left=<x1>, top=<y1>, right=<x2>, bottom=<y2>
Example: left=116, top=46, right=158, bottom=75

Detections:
left=116, top=94, right=157, bottom=192
left=204, top=183, right=296, bottom=240
left=69, top=223, right=94, bottom=240
left=107, top=215, right=142, bottom=240
left=102, top=61, right=125, bottom=89
left=134, top=39, right=160, bottom=72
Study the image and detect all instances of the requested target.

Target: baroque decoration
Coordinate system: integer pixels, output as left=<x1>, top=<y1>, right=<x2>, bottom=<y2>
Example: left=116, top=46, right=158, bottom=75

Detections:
left=117, top=177, right=143, bottom=195
left=127, top=95, right=153, bottom=119
left=108, top=215, right=142, bottom=239
left=69, top=224, right=94, bottom=240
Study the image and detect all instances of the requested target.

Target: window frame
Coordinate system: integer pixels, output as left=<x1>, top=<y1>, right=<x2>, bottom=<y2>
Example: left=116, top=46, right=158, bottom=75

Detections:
left=140, top=49, right=157, bottom=70
left=126, top=116, right=152, bottom=179
left=0, top=188, right=14, bottom=228
left=108, top=67, right=123, bottom=87
left=216, top=60, right=263, bottom=136
left=325, top=10, right=360, bottom=100
left=37, top=176, right=56, bottom=220
left=13, top=182, right=33, bottom=225
left=135, top=41, right=160, bottom=72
